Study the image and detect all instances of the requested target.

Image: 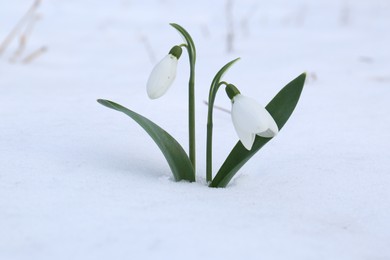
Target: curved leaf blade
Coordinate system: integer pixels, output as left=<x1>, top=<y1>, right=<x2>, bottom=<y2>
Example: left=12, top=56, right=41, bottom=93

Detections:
left=209, top=73, right=307, bottom=188
left=208, top=58, right=240, bottom=106
left=97, top=99, right=195, bottom=182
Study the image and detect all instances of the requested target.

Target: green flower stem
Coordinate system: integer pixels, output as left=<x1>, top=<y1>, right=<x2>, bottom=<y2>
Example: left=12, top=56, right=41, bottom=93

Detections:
left=206, top=81, right=228, bottom=182
left=188, top=54, right=196, bottom=173
left=205, top=58, right=240, bottom=183
left=170, top=23, right=197, bottom=174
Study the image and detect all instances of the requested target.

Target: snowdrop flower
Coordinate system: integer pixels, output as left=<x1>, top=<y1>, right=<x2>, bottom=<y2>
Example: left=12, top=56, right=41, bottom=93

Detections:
left=226, top=84, right=279, bottom=150
left=147, top=45, right=182, bottom=99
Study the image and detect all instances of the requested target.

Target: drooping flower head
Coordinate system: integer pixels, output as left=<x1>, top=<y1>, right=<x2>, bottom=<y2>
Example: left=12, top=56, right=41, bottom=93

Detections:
left=146, top=46, right=183, bottom=99
left=226, top=84, right=279, bottom=150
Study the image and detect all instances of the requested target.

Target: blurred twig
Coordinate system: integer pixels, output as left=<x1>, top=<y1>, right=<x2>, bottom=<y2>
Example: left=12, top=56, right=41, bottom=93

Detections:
left=203, top=100, right=230, bottom=114
left=339, top=2, right=351, bottom=26
left=240, top=5, right=258, bottom=38
left=22, top=46, right=47, bottom=64
left=140, top=34, right=156, bottom=63
left=0, top=0, right=41, bottom=57
left=9, top=14, right=41, bottom=63
left=225, top=0, right=234, bottom=53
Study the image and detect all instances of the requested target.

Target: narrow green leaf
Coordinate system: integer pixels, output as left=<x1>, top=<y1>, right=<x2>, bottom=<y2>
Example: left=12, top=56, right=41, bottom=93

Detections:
left=97, top=99, right=195, bottom=182
left=209, top=73, right=307, bottom=188
left=208, top=58, right=240, bottom=106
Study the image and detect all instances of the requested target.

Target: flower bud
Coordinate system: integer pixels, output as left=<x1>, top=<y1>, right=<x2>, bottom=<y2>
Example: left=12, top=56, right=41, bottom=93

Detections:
left=146, top=46, right=183, bottom=99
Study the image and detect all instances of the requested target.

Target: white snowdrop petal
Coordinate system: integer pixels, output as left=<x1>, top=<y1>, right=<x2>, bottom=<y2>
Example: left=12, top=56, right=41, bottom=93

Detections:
left=257, top=108, right=279, bottom=138
left=257, top=128, right=276, bottom=138
left=231, top=94, right=279, bottom=147
left=267, top=113, right=279, bottom=135
left=146, top=54, right=178, bottom=99
left=232, top=95, right=269, bottom=133
left=233, top=123, right=256, bottom=150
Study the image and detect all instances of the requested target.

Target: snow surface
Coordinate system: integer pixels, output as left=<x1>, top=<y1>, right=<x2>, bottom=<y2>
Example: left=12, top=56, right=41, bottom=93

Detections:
left=1, top=0, right=390, bottom=259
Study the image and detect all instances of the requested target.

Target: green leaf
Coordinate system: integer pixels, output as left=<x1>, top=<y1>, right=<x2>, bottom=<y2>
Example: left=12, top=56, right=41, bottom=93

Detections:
left=209, top=73, right=307, bottom=188
left=97, top=99, right=195, bottom=182
left=208, top=58, right=240, bottom=107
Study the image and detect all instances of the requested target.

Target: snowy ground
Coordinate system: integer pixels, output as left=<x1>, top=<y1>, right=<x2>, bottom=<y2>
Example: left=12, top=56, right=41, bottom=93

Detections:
left=1, top=0, right=390, bottom=259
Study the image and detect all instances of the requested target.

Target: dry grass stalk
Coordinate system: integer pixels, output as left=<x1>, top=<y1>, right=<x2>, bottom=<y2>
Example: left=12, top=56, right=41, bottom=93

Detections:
left=0, top=0, right=41, bottom=57
left=225, top=0, right=235, bottom=53
left=203, top=100, right=231, bottom=114
left=22, top=46, right=47, bottom=64
left=9, top=14, right=40, bottom=62
left=140, top=34, right=156, bottom=63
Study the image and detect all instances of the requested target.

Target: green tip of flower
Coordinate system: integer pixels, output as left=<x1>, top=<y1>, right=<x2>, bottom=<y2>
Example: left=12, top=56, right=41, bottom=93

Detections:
left=225, top=84, right=241, bottom=100
left=169, top=45, right=183, bottom=59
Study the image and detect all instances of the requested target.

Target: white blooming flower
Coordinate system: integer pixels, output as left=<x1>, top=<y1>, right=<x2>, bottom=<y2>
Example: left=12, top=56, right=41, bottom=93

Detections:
left=146, top=46, right=182, bottom=99
left=226, top=84, right=279, bottom=150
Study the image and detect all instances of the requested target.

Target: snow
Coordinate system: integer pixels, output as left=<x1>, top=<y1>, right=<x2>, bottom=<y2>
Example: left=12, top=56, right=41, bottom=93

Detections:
left=1, top=0, right=390, bottom=259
